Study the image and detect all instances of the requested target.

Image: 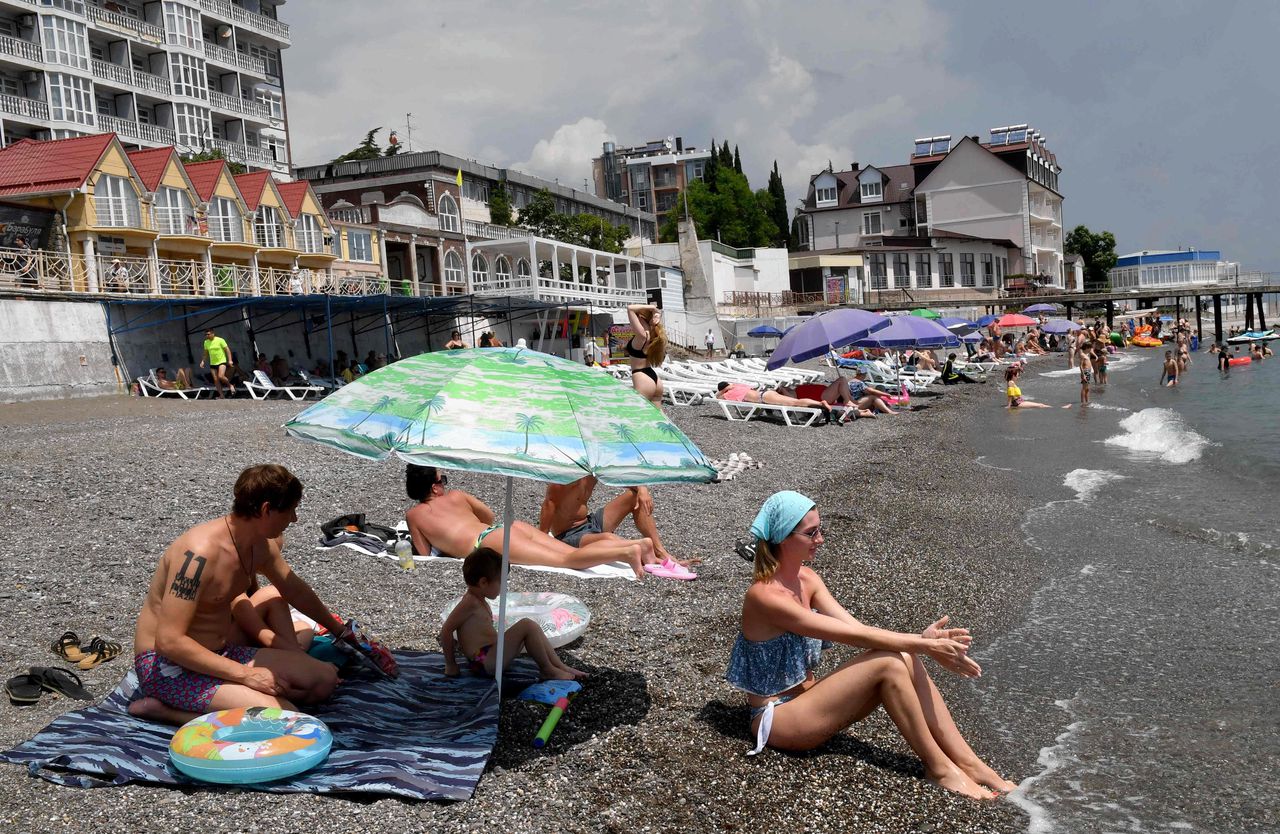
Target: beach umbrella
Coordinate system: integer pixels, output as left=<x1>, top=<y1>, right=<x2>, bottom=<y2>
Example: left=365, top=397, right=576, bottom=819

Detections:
left=996, top=313, right=1037, bottom=327
left=1040, top=319, right=1083, bottom=334
left=960, top=331, right=983, bottom=343
left=851, top=315, right=960, bottom=349
left=747, top=325, right=785, bottom=338
left=284, top=347, right=715, bottom=691
left=909, top=308, right=941, bottom=319
left=766, top=308, right=891, bottom=370
left=1022, top=303, right=1059, bottom=314
left=975, top=314, right=999, bottom=327
left=938, top=316, right=978, bottom=332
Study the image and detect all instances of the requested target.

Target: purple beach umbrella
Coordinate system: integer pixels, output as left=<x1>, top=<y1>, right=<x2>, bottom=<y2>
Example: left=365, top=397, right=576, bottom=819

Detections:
left=1023, top=303, right=1059, bottom=314
left=852, top=315, right=960, bottom=349
left=1040, top=319, right=1083, bottom=334
left=766, top=308, right=890, bottom=369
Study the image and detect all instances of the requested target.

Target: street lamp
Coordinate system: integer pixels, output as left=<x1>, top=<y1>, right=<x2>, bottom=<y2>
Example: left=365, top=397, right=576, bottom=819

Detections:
left=834, top=220, right=841, bottom=250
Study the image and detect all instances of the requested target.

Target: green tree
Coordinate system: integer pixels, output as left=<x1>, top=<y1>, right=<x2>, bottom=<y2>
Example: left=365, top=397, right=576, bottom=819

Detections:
left=657, top=166, right=779, bottom=248
left=733, top=145, right=743, bottom=176
left=720, top=140, right=733, bottom=168
left=516, top=188, right=626, bottom=253
left=704, top=137, right=720, bottom=194
left=1064, top=225, right=1118, bottom=292
left=517, top=188, right=557, bottom=236
left=180, top=149, right=246, bottom=175
left=331, top=128, right=384, bottom=164
left=488, top=182, right=514, bottom=227
left=766, top=161, right=789, bottom=248
left=516, top=413, right=544, bottom=454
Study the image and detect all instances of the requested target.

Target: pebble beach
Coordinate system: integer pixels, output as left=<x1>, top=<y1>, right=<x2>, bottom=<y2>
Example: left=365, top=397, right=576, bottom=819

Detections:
left=0, top=376, right=1046, bottom=834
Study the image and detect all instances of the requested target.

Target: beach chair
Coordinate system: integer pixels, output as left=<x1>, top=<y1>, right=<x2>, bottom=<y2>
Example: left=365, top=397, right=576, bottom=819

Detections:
left=243, top=370, right=324, bottom=401
left=716, top=398, right=825, bottom=427
left=296, top=369, right=339, bottom=392
left=137, top=370, right=210, bottom=400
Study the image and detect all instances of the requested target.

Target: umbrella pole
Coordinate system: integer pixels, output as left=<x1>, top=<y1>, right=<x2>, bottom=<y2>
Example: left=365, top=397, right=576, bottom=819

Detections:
left=493, top=476, right=514, bottom=695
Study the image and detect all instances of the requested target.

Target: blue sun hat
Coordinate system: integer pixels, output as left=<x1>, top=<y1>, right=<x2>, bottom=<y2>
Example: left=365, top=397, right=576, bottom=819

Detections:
left=750, top=491, right=817, bottom=545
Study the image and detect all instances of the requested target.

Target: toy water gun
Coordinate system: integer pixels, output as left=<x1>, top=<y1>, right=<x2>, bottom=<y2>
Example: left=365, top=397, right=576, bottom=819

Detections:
left=518, top=680, right=582, bottom=748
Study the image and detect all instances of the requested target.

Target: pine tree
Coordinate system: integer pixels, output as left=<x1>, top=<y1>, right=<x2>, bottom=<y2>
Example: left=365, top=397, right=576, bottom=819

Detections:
left=331, top=128, right=384, bottom=164
left=766, top=161, right=790, bottom=248
left=703, top=138, right=720, bottom=195
left=733, top=145, right=743, bottom=175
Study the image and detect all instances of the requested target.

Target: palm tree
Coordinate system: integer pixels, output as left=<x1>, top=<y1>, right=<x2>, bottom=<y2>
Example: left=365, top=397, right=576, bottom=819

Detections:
left=612, top=422, right=648, bottom=465
left=417, top=394, right=446, bottom=444
left=516, top=413, right=544, bottom=455
left=346, top=394, right=394, bottom=435
left=655, top=420, right=695, bottom=458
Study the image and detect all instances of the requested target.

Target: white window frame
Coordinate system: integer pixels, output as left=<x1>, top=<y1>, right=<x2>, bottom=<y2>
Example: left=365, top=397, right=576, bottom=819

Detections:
left=815, top=186, right=837, bottom=205
left=163, top=1, right=202, bottom=49
left=437, top=193, right=460, bottom=233
left=471, top=253, right=489, bottom=283
left=42, top=16, right=89, bottom=71
left=173, top=103, right=210, bottom=147
left=916, top=253, right=932, bottom=288
left=516, top=258, right=531, bottom=279
left=254, top=88, right=283, bottom=119
left=94, top=174, right=141, bottom=227
left=296, top=214, right=323, bottom=253
left=47, top=72, right=94, bottom=125
left=860, top=180, right=882, bottom=200
left=154, top=186, right=193, bottom=235
left=209, top=197, right=243, bottom=242
left=169, top=52, right=208, bottom=100
left=347, top=230, right=372, bottom=262
left=443, top=250, right=465, bottom=284
left=254, top=205, right=285, bottom=248
left=961, top=253, right=976, bottom=287
left=862, top=211, right=882, bottom=236
left=495, top=255, right=511, bottom=286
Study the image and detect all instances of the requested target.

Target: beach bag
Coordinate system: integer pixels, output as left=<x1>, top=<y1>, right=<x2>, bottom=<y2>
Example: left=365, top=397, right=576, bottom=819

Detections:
left=320, top=513, right=398, bottom=543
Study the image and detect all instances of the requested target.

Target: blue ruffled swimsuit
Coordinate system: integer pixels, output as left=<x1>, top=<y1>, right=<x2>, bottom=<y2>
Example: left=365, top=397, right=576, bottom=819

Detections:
left=725, top=630, right=830, bottom=754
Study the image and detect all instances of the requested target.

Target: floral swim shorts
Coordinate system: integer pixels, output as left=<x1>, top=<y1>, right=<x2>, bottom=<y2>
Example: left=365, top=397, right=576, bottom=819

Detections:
left=134, top=644, right=258, bottom=713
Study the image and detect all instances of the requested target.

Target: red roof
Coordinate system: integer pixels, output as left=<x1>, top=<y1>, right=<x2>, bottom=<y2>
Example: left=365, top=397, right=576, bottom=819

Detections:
left=126, top=146, right=176, bottom=192
left=233, top=171, right=272, bottom=212
left=275, top=181, right=312, bottom=216
left=0, top=133, right=116, bottom=197
left=182, top=160, right=230, bottom=202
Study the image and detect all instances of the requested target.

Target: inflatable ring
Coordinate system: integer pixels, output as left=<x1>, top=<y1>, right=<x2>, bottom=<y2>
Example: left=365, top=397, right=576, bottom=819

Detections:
left=1228, top=356, right=1252, bottom=366
left=170, top=707, right=332, bottom=784
left=442, top=591, right=591, bottom=648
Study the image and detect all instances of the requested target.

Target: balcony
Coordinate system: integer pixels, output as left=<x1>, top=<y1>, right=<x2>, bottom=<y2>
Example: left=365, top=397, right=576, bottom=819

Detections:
left=201, top=40, right=267, bottom=75
left=1029, top=199, right=1060, bottom=225
left=470, top=272, right=644, bottom=307
left=0, top=33, right=43, bottom=64
left=198, top=0, right=290, bottom=42
left=463, top=219, right=525, bottom=241
left=85, top=4, right=164, bottom=44
left=98, top=114, right=176, bottom=145
left=211, top=137, right=276, bottom=168
left=0, top=92, right=49, bottom=121
left=208, top=89, right=272, bottom=120
left=90, top=58, right=132, bottom=87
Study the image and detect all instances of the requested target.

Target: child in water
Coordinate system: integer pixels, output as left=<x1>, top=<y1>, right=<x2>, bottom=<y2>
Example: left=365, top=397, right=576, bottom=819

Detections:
left=1005, top=363, right=1053, bottom=409
left=440, top=548, right=586, bottom=681
left=1161, top=350, right=1179, bottom=387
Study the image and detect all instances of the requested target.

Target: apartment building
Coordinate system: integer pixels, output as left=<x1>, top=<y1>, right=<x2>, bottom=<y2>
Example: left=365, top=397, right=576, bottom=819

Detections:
left=1109, top=249, right=1234, bottom=292
left=792, top=125, right=1066, bottom=302
left=591, top=137, right=710, bottom=229
left=0, top=0, right=291, bottom=175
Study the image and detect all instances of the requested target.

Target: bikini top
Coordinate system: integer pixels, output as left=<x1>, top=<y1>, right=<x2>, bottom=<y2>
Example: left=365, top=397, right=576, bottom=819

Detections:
left=625, top=337, right=647, bottom=359
left=725, top=629, right=830, bottom=698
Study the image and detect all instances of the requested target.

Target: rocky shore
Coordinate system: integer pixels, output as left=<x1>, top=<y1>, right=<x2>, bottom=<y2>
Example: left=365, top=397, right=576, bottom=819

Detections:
left=0, top=375, right=1045, bottom=833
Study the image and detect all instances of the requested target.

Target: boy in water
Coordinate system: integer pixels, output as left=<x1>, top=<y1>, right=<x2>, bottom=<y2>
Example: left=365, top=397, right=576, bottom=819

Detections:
left=1161, top=350, right=1179, bottom=386
left=440, top=548, right=586, bottom=681
left=1078, top=349, right=1093, bottom=405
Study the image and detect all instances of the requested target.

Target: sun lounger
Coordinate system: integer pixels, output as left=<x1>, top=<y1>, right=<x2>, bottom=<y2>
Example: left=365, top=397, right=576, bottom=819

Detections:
left=137, top=370, right=210, bottom=400
left=732, top=358, right=824, bottom=384
left=243, top=369, right=325, bottom=401
left=296, top=369, right=340, bottom=391
left=716, top=398, right=826, bottom=427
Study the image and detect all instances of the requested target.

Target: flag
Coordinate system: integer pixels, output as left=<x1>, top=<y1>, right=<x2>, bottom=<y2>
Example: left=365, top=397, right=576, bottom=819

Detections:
left=455, top=168, right=463, bottom=187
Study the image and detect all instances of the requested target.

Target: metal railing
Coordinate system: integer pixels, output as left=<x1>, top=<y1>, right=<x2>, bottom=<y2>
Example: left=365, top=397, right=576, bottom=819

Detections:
left=0, top=93, right=49, bottom=121
left=211, top=137, right=276, bottom=168
left=91, top=58, right=133, bottom=87
left=85, top=4, right=164, bottom=43
left=98, top=114, right=177, bottom=145
left=471, top=273, right=644, bottom=307
left=134, top=68, right=170, bottom=95
left=208, top=89, right=272, bottom=120
left=0, top=33, right=43, bottom=62
left=463, top=219, right=525, bottom=240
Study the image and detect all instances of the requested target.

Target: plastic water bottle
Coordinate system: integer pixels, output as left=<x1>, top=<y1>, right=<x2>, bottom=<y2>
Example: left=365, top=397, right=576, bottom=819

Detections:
left=395, top=539, right=415, bottom=571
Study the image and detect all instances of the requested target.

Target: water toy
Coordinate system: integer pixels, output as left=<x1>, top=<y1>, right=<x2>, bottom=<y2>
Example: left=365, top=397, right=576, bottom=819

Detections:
left=519, top=679, right=582, bottom=748
left=169, top=707, right=331, bottom=784
left=441, top=592, right=591, bottom=648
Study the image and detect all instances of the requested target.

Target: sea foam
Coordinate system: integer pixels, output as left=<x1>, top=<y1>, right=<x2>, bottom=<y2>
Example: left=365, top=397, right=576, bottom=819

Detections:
left=1103, top=408, right=1210, bottom=464
left=1063, top=468, right=1125, bottom=501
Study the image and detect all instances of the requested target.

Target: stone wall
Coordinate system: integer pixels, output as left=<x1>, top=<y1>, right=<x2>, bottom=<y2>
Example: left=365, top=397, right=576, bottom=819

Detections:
left=0, top=298, right=119, bottom=402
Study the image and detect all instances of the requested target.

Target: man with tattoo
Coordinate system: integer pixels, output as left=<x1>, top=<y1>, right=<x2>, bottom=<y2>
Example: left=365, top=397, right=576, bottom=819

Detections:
left=129, top=464, right=345, bottom=725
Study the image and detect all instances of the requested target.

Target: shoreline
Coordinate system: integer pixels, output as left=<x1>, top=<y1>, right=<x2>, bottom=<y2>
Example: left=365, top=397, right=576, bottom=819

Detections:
left=0, top=376, right=1046, bottom=833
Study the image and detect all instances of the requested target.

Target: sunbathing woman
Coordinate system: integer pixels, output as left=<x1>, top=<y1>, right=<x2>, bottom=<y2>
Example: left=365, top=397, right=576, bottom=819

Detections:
left=626, top=303, right=668, bottom=406
left=715, top=381, right=833, bottom=417
left=727, top=491, right=1016, bottom=799
left=775, top=377, right=876, bottom=420
left=404, top=464, right=649, bottom=578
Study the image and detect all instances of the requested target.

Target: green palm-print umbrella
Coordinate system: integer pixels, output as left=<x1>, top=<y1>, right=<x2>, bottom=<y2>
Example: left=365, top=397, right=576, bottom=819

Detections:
left=909, top=308, right=941, bottom=320
left=284, top=347, right=715, bottom=486
left=284, top=347, right=716, bottom=693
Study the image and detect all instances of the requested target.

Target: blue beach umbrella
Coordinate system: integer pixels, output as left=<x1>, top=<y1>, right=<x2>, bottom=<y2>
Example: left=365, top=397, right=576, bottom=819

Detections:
left=747, top=325, right=785, bottom=338
left=938, top=316, right=978, bottom=332
left=766, top=308, right=891, bottom=370
left=852, top=315, right=960, bottom=349
left=975, top=314, right=1000, bottom=327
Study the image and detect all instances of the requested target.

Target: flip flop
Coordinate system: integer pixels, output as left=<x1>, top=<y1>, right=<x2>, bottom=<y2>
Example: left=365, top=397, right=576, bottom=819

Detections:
left=50, top=631, right=85, bottom=662
left=29, top=666, right=94, bottom=701
left=643, top=558, right=697, bottom=580
left=77, top=637, right=122, bottom=670
left=5, top=674, right=42, bottom=705
left=735, top=539, right=756, bottom=563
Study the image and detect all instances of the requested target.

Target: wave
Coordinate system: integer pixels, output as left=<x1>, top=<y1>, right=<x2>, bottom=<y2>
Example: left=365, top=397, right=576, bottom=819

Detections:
left=1102, top=408, right=1211, bottom=464
left=1007, top=697, right=1084, bottom=834
left=1063, top=468, right=1126, bottom=501
left=1145, top=516, right=1277, bottom=559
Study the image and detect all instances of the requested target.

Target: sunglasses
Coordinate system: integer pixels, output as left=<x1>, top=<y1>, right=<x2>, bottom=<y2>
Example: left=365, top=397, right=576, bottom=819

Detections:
left=795, top=526, right=823, bottom=540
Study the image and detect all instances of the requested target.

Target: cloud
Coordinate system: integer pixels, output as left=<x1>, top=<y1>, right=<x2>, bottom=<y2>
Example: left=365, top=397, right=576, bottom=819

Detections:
left=511, top=117, right=614, bottom=187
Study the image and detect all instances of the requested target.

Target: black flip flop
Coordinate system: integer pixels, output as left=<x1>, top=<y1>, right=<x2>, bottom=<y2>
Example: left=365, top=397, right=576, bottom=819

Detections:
left=29, top=666, right=94, bottom=701
left=5, top=674, right=42, bottom=705
left=735, top=539, right=756, bottom=563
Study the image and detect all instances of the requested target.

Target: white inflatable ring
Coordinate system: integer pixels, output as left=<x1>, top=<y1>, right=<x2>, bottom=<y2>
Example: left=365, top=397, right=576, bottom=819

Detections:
left=441, top=591, right=591, bottom=648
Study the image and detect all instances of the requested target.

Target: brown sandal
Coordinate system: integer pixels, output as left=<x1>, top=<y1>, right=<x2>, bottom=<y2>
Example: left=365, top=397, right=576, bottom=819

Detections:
left=50, top=631, right=85, bottom=662
left=77, top=637, right=122, bottom=670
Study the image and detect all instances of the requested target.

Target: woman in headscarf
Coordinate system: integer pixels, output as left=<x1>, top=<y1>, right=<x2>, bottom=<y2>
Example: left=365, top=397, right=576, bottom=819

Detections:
left=725, top=491, right=1016, bottom=799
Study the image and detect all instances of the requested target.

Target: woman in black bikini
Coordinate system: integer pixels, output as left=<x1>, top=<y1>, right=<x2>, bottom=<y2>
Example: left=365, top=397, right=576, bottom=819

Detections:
left=626, top=303, right=667, bottom=405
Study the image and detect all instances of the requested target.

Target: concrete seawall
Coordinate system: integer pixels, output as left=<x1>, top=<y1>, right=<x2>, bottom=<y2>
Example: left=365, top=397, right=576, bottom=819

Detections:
left=0, top=298, right=120, bottom=402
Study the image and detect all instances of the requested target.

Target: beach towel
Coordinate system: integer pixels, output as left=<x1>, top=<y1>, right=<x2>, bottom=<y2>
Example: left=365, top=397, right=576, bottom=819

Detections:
left=707, top=453, right=766, bottom=483
left=0, top=651, right=536, bottom=801
left=317, top=537, right=637, bottom=581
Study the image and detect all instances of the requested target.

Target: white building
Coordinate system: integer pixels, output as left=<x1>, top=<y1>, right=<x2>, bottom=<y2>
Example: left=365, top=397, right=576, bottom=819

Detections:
left=0, top=0, right=291, bottom=174
left=1109, top=249, right=1234, bottom=291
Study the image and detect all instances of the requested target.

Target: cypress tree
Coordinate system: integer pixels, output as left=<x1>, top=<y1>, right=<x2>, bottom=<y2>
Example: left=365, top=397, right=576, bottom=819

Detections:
left=733, top=145, right=743, bottom=175
left=703, top=138, right=720, bottom=194
left=767, top=161, right=789, bottom=248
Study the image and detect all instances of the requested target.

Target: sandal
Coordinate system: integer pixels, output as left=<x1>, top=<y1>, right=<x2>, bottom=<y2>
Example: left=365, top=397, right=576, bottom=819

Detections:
left=76, top=637, right=122, bottom=670
left=29, top=666, right=94, bottom=701
left=735, top=539, right=756, bottom=563
left=5, top=673, right=42, bottom=705
left=50, top=631, right=85, bottom=662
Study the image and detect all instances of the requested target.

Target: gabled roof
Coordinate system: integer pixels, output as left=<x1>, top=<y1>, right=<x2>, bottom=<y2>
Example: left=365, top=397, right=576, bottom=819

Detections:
left=0, top=133, right=117, bottom=197
left=276, top=181, right=315, bottom=216
left=125, top=146, right=175, bottom=192
left=233, top=170, right=273, bottom=212
left=805, top=163, right=916, bottom=209
left=182, top=160, right=231, bottom=202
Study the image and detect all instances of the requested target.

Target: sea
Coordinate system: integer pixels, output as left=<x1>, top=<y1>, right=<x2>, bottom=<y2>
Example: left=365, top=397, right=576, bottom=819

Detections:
left=967, top=346, right=1279, bottom=834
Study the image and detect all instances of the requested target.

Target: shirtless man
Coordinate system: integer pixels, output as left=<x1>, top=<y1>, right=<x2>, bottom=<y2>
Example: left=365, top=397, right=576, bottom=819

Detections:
left=130, top=464, right=344, bottom=726
left=1160, top=350, right=1179, bottom=387
left=404, top=464, right=649, bottom=578
left=539, top=475, right=693, bottom=574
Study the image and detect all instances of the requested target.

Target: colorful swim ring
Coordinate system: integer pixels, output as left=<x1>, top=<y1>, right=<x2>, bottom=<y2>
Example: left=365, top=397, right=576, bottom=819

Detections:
left=1229, top=356, right=1252, bottom=366
left=442, top=591, right=591, bottom=648
left=1132, top=336, right=1163, bottom=347
left=169, top=707, right=332, bottom=784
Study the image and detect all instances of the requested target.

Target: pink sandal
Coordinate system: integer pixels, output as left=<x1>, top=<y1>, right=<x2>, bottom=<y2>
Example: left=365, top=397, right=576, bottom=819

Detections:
left=643, top=558, right=697, bottom=580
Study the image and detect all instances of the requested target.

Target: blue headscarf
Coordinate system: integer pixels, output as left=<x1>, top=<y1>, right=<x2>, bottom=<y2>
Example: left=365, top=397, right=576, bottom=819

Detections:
left=750, top=491, right=816, bottom=545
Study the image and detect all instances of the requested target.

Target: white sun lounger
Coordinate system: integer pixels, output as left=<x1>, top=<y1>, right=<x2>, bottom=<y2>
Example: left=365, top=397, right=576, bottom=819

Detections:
left=716, top=398, right=826, bottom=427
left=243, top=370, right=325, bottom=401
left=137, top=370, right=210, bottom=400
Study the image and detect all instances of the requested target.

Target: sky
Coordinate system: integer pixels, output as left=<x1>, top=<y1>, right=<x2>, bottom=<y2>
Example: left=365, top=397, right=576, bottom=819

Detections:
left=281, top=0, right=1280, bottom=270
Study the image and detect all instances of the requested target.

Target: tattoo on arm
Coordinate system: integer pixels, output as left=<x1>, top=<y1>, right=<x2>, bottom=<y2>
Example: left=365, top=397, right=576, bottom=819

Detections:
left=169, top=550, right=207, bottom=601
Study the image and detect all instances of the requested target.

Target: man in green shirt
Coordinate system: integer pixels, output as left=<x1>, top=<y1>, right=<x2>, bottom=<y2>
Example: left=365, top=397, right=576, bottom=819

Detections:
left=200, top=328, right=235, bottom=399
